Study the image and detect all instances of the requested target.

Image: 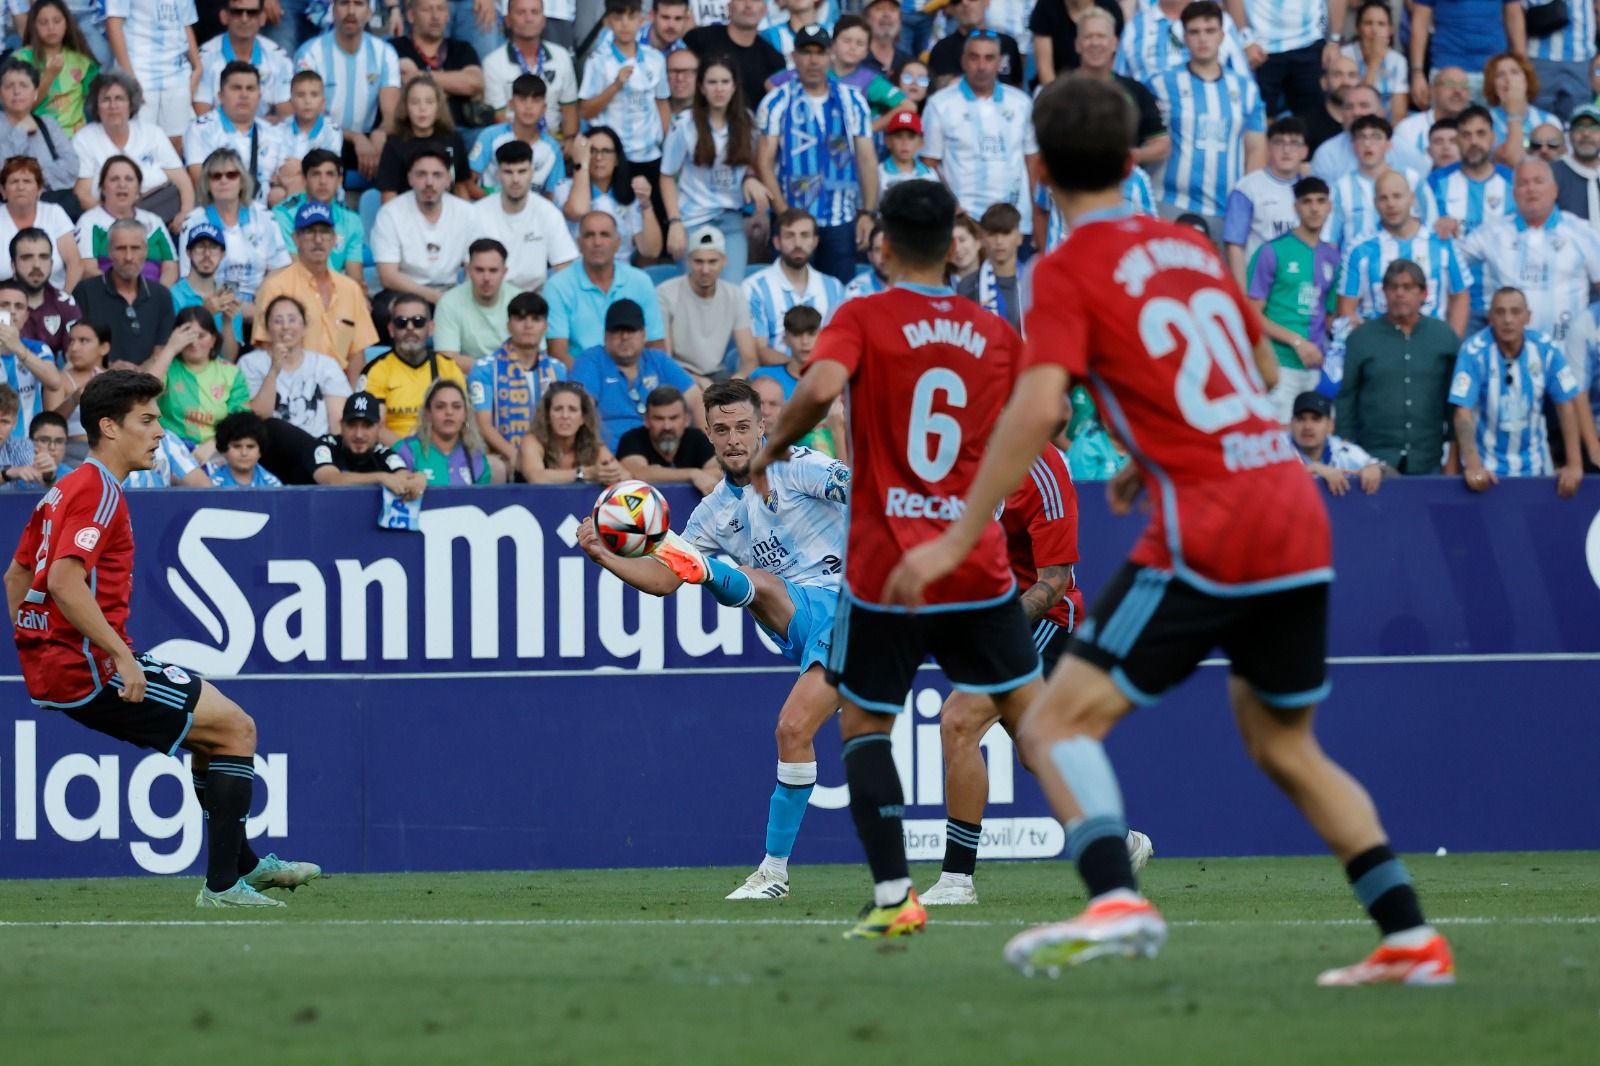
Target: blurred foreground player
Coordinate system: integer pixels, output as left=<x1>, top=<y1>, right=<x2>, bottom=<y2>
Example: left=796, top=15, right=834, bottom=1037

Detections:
left=885, top=78, right=1454, bottom=986
left=6, top=371, right=321, bottom=908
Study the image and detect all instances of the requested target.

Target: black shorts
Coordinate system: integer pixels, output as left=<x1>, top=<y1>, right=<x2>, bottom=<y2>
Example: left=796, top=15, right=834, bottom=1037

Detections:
left=1068, top=563, right=1329, bottom=708
left=1033, top=617, right=1075, bottom=675
left=827, top=595, right=1042, bottom=713
left=60, top=654, right=205, bottom=757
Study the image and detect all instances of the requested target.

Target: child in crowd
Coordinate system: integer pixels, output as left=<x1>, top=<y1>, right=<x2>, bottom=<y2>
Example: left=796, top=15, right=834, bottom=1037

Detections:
left=207, top=411, right=284, bottom=488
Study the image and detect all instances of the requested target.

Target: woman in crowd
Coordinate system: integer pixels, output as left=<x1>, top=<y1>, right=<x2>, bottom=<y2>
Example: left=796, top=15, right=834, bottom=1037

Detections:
left=74, top=155, right=178, bottom=284
left=51, top=319, right=109, bottom=461
left=375, top=74, right=475, bottom=202
left=1341, top=0, right=1408, bottom=123
left=178, top=147, right=292, bottom=324
left=556, top=125, right=662, bottom=262
left=659, top=59, right=770, bottom=280
left=1485, top=52, right=1558, bottom=166
left=947, top=215, right=984, bottom=288
left=518, top=381, right=624, bottom=486
left=399, top=378, right=495, bottom=486
left=71, top=72, right=193, bottom=223
left=0, top=58, right=82, bottom=219
left=0, top=157, right=82, bottom=291
left=238, top=295, right=350, bottom=439
left=14, top=0, right=100, bottom=135
left=898, top=60, right=931, bottom=111
left=146, top=308, right=247, bottom=465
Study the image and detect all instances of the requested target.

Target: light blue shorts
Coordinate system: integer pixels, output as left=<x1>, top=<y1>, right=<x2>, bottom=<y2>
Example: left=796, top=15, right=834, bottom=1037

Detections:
left=760, top=581, right=839, bottom=673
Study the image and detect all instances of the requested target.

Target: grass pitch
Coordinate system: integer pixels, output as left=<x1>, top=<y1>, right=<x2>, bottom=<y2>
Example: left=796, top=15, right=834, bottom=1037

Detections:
left=1, top=852, right=1595, bottom=1065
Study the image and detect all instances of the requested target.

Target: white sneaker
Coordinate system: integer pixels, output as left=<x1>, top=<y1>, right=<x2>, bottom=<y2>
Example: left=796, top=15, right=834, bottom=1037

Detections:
left=1126, top=830, right=1155, bottom=872
left=920, top=876, right=979, bottom=906
left=725, top=866, right=789, bottom=900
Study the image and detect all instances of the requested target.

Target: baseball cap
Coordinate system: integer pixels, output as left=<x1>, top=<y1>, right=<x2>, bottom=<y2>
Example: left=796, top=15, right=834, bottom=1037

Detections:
left=605, top=298, right=646, bottom=332
left=794, top=24, right=831, bottom=50
left=294, top=200, right=335, bottom=231
left=186, top=222, right=225, bottom=248
left=687, top=225, right=726, bottom=256
left=1293, top=391, right=1333, bottom=418
left=344, top=390, right=382, bottom=424
left=886, top=110, right=923, bottom=136
left=1571, top=103, right=1600, bottom=127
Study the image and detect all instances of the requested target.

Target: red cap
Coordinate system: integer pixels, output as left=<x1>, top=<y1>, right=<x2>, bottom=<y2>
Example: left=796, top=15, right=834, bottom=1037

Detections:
left=886, top=110, right=923, bottom=135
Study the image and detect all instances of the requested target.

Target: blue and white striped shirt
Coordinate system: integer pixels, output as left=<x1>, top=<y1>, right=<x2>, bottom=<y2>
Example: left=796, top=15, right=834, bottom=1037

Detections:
left=1490, top=104, right=1562, bottom=150
left=757, top=79, right=873, bottom=228
left=1448, top=327, right=1581, bottom=476
left=123, top=434, right=201, bottom=489
left=660, top=112, right=749, bottom=228
left=1526, top=0, right=1597, bottom=62
left=1039, top=169, right=1156, bottom=250
left=921, top=79, right=1038, bottom=233
left=103, top=0, right=197, bottom=92
left=195, top=33, right=294, bottom=116
left=281, top=113, right=345, bottom=160
left=742, top=263, right=846, bottom=355
left=1115, top=7, right=1252, bottom=84
left=578, top=42, right=671, bottom=164
left=1458, top=209, right=1600, bottom=346
left=182, top=112, right=292, bottom=206
left=0, top=341, right=50, bottom=443
left=1339, top=228, right=1471, bottom=319
left=1242, top=0, right=1326, bottom=53
left=1340, top=44, right=1409, bottom=111
left=294, top=32, right=402, bottom=135
left=1327, top=166, right=1426, bottom=250
left=1424, top=163, right=1516, bottom=236
left=1149, top=65, right=1265, bottom=215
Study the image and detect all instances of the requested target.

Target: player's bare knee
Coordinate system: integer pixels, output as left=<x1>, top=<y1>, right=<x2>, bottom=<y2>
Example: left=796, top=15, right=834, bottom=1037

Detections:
left=939, top=701, right=988, bottom=749
left=773, top=714, right=812, bottom=755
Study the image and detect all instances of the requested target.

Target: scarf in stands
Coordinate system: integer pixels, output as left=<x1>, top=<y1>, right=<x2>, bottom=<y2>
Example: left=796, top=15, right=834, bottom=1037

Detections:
left=977, top=259, right=1006, bottom=318
left=780, top=82, right=857, bottom=214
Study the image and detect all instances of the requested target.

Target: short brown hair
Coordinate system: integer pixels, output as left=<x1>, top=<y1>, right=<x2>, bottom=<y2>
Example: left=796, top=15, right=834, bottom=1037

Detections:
left=978, top=203, right=1021, bottom=234
left=783, top=305, right=823, bottom=336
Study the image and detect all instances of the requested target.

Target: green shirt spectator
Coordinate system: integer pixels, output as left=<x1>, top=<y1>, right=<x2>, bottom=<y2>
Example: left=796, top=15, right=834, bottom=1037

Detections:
left=162, top=357, right=250, bottom=447
left=1336, top=312, right=1461, bottom=474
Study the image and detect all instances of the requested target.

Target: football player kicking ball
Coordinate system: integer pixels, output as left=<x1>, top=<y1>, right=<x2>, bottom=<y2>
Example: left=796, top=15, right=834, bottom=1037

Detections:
left=6, top=371, right=321, bottom=908
left=886, top=79, right=1454, bottom=986
left=578, top=379, right=849, bottom=902
left=751, top=179, right=1045, bottom=940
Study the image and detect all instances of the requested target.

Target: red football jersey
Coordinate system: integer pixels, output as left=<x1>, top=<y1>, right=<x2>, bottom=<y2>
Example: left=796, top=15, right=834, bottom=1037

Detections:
left=810, top=285, right=1021, bottom=606
left=1024, top=215, right=1331, bottom=589
left=1003, top=445, right=1086, bottom=630
left=12, top=461, right=135, bottom=706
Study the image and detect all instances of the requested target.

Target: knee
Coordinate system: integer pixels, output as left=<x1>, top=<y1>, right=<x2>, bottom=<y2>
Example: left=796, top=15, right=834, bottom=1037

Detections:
left=1242, top=729, right=1316, bottom=786
left=224, top=707, right=257, bottom=756
left=939, top=699, right=988, bottom=749
left=774, top=715, right=810, bottom=754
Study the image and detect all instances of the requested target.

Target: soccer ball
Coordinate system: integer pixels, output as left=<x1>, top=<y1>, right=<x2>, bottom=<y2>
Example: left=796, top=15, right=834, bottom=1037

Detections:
left=592, top=480, right=671, bottom=557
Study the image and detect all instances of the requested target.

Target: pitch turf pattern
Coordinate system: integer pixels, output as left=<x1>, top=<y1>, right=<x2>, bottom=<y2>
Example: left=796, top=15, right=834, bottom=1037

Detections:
left=2, top=853, right=1595, bottom=1064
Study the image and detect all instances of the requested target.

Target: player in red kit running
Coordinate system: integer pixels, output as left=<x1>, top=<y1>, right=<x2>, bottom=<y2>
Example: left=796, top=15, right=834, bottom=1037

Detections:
left=885, top=79, right=1454, bottom=986
left=5, top=371, right=321, bottom=908
left=750, top=180, right=1044, bottom=940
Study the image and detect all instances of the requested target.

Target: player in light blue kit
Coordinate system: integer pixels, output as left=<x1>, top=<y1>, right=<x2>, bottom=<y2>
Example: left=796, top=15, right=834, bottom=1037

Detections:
left=577, top=378, right=847, bottom=901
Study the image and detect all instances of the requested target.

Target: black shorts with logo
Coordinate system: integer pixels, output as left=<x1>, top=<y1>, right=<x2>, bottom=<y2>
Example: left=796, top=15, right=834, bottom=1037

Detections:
left=827, top=595, right=1043, bottom=713
left=1068, top=563, right=1330, bottom=708
left=58, top=654, right=205, bottom=757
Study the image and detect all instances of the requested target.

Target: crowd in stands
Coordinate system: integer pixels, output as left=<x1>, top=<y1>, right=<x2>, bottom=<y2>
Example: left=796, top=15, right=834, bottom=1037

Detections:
left=0, top=0, right=1596, bottom=499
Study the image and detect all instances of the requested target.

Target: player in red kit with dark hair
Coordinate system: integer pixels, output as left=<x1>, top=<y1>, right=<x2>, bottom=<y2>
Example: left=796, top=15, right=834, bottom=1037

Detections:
left=751, top=179, right=1044, bottom=940
left=885, top=77, right=1453, bottom=986
left=6, top=370, right=321, bottom=908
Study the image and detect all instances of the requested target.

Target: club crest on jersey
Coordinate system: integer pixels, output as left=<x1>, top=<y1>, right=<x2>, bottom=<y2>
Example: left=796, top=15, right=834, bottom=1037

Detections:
left=74, top=527, right=101, bottom=551
left=163, top=664, right=191, bottom=685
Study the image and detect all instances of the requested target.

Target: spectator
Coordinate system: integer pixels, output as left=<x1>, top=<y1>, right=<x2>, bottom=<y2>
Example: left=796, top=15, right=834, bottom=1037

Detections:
left=435, top=238, right=519, bottom=371
left=71, top=218, right=174, bottom=364
left=1149, top=2, right=1265, bottom=240
left=74, top=157, right=177, bottom=286
left=1072, top=8, right=1169, bottom=168
left=471, top=140, right=577, bottom=292
left=253, top=202, right=377, bottom=378
left=359, top=293, right=466, bottom=440
left=1390, top=67, right=1473, bottom=174
left=684, top=0, right=785, bottom=109
left=11, top=228, right=80, bottom=357
left=1310, top=82, right=1382, bottom=182
left=308, top=389, right=428, bottom=495
left=1301, top=52, right=1361, bottom=156
left=516, top=379, right=624, bottom=484
left=1327, top=114, right=1423, bottom=251
left=556, top=126, right=663, bottom=263
left=956, top=203, right=1023, bottom=333
left=1342, top=0, right=1408, bottom=125
left=240, top=294, right=351, bottom=436
left=1338, top=170, right=1471, bottom=337
left=103, top=0, right=201, bottom=142
left=543, top=211, right=665, bottom=363
left=280, top=70, right=347, bottom=162
left=0, top=58, right=82, bottom=217
left=0, top=158, right=82, bottom=295
left=0, top=282, right=65, bottom=441
left=169, top=224, right=244, bottom=361
left=1483, top=52, right=1558, bottom=168
left=662, top=59, right=772, bottom=282
left=568, top=298, right=702, bottom=450
left=642, top=0, right=692, bottom=55
left=469, top=290, right=565, bottom=468
left=1561, top=297, right=1600, bottom=467
left=748, top=348, right=845, bottom=456
left=922, top=33, right=1036, bottom=244
left=616, top=383, right=718, bottom=490
left=1408, top=1, right=1515, bottom=107
left=1030, top=0, right=1122, bottom=85
left=928, top=0, right=1024, bottom=90
left=1336, top=258, right=1462, bottom=474
left=947, top=214, right=983, bottom=288
left=468, top=74, right=566, bottom=196
left=758, top=0, right=822, bottom=59
left=293, top=0, right=401, bottom=182
left=1427, top=116, right=1462, bottom=171
left=397, top=377, right=495, bottom=484
left=183, top=61, right=294, bottom=207
left=897, top=60, right=930, bottom=110
left=879, top=109, right=935, bottom=192
left=1115, top=0, right=1249, bottom=86
left=772, top=16, right=916, bottom=136
left=0, top=384, right=43, bottom=488
left=1530, top=122, right=1567, bottom=163
left=656, top=225, right=757, bottom=383
left=1246, top=177, right=1339, bottom=423
left=207, top=409, right=285, bottom=486
left=392, top=0, right=486, bottom=131
left=1427, top=106, right=1515, bottom=336
left=1234, top=0, right=1340, bottom=120
left=12, top=0, right=100, bottom=135
left=1223, top=115, right=1308, bottom=290
left=29, top=410, right=75, bottom=483
left=1554, top=103, right=1600, bottom=230
left=1289, top=390, right=1385, bottom=497
left=1508, top=0, right=1595, bottom=120
left=750, top=302, right=819, bottom=396
left=178, top=146, right=293, bottom=316
left=665, top=45, right=700, bottom=118
left=845, top=225, right=887, bottom=299
left=1451, top=285, right=1584, bottom=494
left=484, top=0, right=580, bottom=140
left=743, top=208, right=845, bottom=365
left=194, top=0, right=293, bottom=122
left=375, top=75, right=475, bottom=201
left=53, top=320, right=109, bottom=459
left=70, top=72, right=194, bottom=223
left=372, top=144, right=475, bottom=303
left=271, top=148, right=368, bottom=282
left=580, top=0, right=671, bottom=206
left=121, top=430, right=212, bottom=487
left=150, top=307, right=247, bottom=458
left=861, top=0, right=911, bottom=80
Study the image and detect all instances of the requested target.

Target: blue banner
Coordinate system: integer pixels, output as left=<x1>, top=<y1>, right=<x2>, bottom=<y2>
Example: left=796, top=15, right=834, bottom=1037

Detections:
left=1, top=479, right=1598, bottom=878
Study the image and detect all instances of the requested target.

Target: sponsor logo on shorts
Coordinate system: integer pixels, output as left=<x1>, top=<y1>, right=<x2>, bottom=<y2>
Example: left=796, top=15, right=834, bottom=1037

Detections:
left=74, top=527, right=101, bottom=551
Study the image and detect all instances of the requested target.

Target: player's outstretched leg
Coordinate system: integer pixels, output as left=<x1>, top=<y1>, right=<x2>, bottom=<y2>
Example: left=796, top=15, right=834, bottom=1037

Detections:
left=840, top=702, right=926, bottom=939
left=1228, top=680, right=1454, bottom=987
left=1002, top=660, right=1165, bottom=976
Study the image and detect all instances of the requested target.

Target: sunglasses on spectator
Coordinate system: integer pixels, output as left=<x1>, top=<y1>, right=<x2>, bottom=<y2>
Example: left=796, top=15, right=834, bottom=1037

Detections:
left=229, top=6, right=263, bottom=15
left=124, top=304, right=140, bottom=333
left=1531, top=140, right=1563, bottom=150
left=210, top=169, right=243, bottom=181
left=392, top=315, right=430, bottom=329
left=901, top=73, right=929, bottom=87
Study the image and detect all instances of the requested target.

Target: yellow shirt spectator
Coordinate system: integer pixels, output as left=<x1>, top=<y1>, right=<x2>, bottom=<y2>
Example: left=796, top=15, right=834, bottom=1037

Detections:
left=253, top=262, right=380, bottom=371
left=359, top=349, right=466, bottom=439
